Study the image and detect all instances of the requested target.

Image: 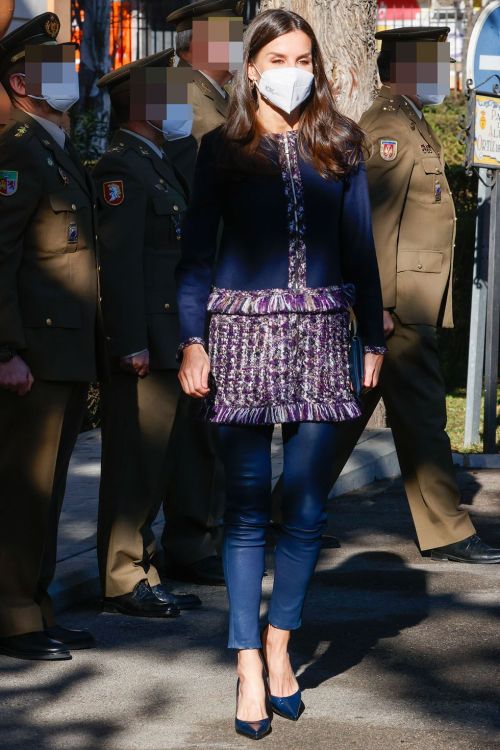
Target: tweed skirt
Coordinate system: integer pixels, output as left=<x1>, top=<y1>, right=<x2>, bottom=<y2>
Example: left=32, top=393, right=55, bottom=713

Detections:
left=204, top=291, right=362, bottom=425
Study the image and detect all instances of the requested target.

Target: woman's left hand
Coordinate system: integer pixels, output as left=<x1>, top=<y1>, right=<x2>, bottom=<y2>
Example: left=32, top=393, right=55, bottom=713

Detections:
left=363, top=353, right=384, bottom=390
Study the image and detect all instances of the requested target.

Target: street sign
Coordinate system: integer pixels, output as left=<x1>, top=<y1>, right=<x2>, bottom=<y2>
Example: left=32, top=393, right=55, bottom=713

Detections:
left=471, top=93, right=500, bottom=168
left=466, top=0, right=500, bottom=94
left=464, top=2, right=500, bottom=452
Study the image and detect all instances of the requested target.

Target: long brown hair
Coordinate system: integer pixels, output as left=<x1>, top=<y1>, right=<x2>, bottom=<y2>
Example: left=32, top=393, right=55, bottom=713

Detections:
left=221, top=9, right=365, bottom=179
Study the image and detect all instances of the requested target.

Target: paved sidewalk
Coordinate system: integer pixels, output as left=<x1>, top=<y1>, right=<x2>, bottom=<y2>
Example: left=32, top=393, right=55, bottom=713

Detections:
left=1, top=465, right=500, bottom=750
left=50, top=427, right=400, bottom=612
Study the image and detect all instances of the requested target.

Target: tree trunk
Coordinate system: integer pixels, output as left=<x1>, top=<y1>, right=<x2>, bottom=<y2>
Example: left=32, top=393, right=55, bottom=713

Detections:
left=258, top=0, right=379, bottom=121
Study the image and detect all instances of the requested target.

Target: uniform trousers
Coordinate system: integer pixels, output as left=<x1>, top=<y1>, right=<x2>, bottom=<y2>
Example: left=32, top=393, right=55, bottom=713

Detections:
left=161, top=397, right=222, bottom=566
left=331, top=315, right=475, bottom=550
left=0, top=380, right=88, bottom=637
left=216, top=421, right=343, bottom=650
left=98, top=369, right=180, bottom=597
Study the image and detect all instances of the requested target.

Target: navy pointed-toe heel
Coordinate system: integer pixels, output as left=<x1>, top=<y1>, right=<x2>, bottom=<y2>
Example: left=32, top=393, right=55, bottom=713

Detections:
left=235, top=680, right=272, bottom=740
left=269, top=690, right=304, bottom=721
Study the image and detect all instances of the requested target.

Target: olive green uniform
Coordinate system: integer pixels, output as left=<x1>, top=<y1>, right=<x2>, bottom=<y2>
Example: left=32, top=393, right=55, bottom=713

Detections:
left=0, top=109, right=103, bottom=636
left=178, top=60, right=229, bottom=146
left=94, top=130, right=216, bottom=595
left=331, top=86, right=475, bottom=550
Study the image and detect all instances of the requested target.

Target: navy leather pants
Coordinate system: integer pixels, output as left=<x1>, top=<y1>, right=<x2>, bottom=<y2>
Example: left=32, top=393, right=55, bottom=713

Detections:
left=216, top=422, right=341, bottom=649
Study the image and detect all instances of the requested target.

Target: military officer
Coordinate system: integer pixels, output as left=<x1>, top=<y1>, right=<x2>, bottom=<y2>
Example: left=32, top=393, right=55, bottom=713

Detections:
left=330, top=27, right=500, bottom=563
left=166, top=0, right=244, bottom=146
left=94, top=50, right=202, bottom=616
left=0, top=14, right=104, bottom=660
left=156, top=0, right=245, bottom=587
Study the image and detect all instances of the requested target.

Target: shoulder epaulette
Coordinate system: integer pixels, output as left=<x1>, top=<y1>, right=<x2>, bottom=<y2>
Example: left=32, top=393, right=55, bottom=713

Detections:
left=0, top=120, right=35, bottom=145
left=106, top=140, right=128, bottom=155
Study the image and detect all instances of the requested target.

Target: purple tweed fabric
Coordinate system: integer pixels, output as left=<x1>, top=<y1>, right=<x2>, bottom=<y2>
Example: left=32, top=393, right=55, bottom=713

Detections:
left=205, top=131, right=364, bottom=425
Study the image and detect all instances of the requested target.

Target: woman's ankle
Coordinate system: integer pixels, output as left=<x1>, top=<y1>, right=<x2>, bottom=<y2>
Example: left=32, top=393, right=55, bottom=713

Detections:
left=263, top=623, right=291, bottom=652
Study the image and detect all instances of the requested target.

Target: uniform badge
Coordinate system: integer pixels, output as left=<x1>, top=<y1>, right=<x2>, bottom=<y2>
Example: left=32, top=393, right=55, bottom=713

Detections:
left=434, top=180, right=442, bottom=203
left=47, top=156, right=55, bottom=167
left=44, top=14, right=60, bottom=39
left=380, top=139, right=398, bottom=161
left=103, top=180, right=124, bottom=206
left=0, top=170, right=18, bottom=196
left=68, top=223, right=78, bottom=243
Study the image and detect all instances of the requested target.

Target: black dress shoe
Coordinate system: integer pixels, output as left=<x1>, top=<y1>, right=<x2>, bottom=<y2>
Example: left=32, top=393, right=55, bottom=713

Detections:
left=103, top=579, right=180, bottom=617
left=430, top=534, right=500, bottom=563
left=151, top=584, right=202, bottom=610
left=0, top=631, right=71, bottom=661
left=45, top=625, right=96, bottom=650
left=169, top=556, right=226, bottom=586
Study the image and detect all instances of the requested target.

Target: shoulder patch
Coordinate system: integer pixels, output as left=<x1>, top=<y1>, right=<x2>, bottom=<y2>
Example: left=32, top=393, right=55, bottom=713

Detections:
left=380, top=139, right=398, bottom=161
left=0, top=170, right=18, bottom=196
left=103, top=180, right=124, bottom=206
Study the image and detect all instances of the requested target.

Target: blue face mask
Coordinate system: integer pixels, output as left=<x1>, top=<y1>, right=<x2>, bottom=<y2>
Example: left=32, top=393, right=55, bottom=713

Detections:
left=148, top=104, right=193, bottom=141
left=418, top=93, right=446, bottom=107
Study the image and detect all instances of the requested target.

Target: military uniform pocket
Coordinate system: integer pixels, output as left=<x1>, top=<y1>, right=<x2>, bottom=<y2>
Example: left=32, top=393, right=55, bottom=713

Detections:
left=397, top=250, right=443, bottom=273
left=45, top=189, right=89, bottom=254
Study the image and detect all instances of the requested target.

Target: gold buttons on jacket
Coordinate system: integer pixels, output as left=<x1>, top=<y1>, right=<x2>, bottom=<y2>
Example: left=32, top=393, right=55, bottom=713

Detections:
left=46, top=318, right=53, bottom=326
left=71, top=203, right=77, bottom=211
left=173, top=205, right=179, bottom=212
left=164, top=303, right=171, bottom=311
left=417, top=263, right=423, bottom=270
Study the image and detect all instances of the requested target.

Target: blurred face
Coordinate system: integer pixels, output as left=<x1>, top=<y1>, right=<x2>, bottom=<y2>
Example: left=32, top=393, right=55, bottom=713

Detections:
left=248, top=29, right=313, bottom=82
left=388, top=41, right=450, bottom=98
left=191, top=17, right=244, bottom=71
left=130, top=66, right=193, bottom=127
left=24, top=43, right=78, bottom=96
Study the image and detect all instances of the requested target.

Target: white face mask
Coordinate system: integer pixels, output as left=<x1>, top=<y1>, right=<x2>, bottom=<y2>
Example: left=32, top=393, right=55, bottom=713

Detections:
left=254, top=65, right=314, bottom=115
left=149, top=118, right=193, bottom=141
left=418, top=93, right=446, bottom=107
left=148, top=105, right=194, bottom=141
left=21, top=72, right=80, bottom=113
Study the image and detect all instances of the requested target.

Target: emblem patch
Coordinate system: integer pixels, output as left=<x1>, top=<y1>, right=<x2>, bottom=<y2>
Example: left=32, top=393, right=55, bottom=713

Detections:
left=44, top=14, right=60, bottom=39
left=0, top=170, right=18, bottom=196
left=103, top=180, right=124, bottom=206
left=380, top=139, right=398, bottom=161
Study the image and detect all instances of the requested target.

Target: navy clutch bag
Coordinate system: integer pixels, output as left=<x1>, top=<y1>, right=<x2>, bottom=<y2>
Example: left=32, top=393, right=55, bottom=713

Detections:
left=348, top=321, right=364, bottom=398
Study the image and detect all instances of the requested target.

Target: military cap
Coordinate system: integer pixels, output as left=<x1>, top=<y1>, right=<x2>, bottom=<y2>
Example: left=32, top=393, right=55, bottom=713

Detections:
left=97, top=48, right=175, bottom=97
left=167, top=0, right=245, bottom=32
left=0, top=13, right=60, bottom=78
left=376, top=26, right=455, bottom=62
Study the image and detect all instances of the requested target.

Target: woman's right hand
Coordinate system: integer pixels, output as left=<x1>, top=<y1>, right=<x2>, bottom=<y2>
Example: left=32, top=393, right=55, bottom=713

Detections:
left=178, top=344, right=211, bottom=398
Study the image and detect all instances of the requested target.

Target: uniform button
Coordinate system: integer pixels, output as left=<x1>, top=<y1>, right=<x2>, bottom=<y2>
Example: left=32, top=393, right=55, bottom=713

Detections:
left=164, top=303, right=171, bottom=310
left=173, top=205, right=179, bottom=212
left=106, top=336, right=111, bottom=342
left=99, top=296, right=103, bottom=302
left=417, top=263, right=423, bottom=270
left=71, top=203, right=76, bottom=211
left=46, top=318, right=53, bottom=326
left=98, top=265, right=101, bottom=271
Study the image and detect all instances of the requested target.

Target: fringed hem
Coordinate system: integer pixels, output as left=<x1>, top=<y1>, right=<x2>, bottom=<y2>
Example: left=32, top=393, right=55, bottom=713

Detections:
left=205, top=399, right=362, bottom=425
left=206, top=284, right=356, bottom=315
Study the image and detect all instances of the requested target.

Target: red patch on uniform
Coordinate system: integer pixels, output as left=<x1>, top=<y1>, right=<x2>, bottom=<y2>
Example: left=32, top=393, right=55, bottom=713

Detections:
left=103, top=180, right=124, bottom=206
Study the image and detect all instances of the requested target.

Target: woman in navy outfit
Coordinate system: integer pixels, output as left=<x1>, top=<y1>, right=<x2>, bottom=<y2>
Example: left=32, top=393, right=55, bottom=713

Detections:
left=177, top=9, right=386, bottom=740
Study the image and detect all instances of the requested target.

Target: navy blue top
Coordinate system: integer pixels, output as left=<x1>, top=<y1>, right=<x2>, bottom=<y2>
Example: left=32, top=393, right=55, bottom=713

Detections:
left=176, top=127, right=385, bottom=348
